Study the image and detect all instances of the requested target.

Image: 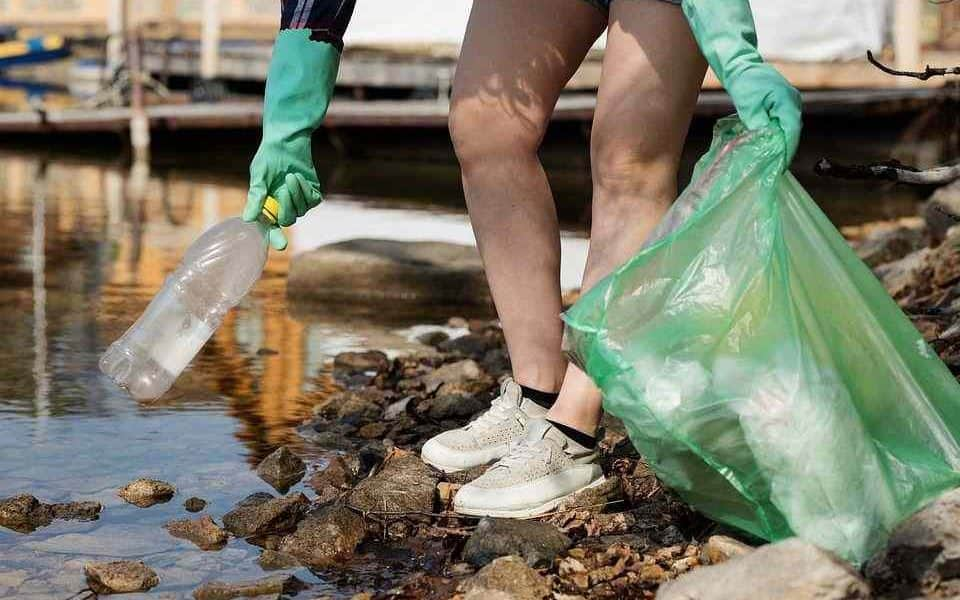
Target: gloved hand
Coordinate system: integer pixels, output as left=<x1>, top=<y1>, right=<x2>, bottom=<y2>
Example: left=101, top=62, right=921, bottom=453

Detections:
left=681, top=0, right=802, bottom=166
left=243, top=29, right=341, bottom=250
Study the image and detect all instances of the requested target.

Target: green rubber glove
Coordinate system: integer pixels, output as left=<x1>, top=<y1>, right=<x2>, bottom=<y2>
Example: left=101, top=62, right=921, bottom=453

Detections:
left=243, top=29, right=341, bottom=251
left=681, top=0, right=802, bottom=166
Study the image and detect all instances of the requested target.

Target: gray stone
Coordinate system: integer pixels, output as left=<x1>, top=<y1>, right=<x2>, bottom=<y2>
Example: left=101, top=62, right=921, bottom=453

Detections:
left=854, top=225, right=925, bottom=268
left=192, top=574, right=306, bottom=600
left=383, top=397, right=413, bottom=421
left=184, top=497, right=207, bottom=513
left=118, top=478, right=176, bottom=508
left=348, top=449, right=438, bottom=517
left=48, top=502, right=100, bottom=523
left=84, top=560, right=159, bottom=594
left=0, top=495, right=101, bottom=533
left=658, top=538, right=870, bottom=600
left=462, top=517, right=571, bottom=567
left=165, top=515, right=229, bottom=551
left=0, top=494, right=53, bottom=533
left=257, top=549, right=301, bottom=570
left=221, top=492, right=309, bottom=538
left=315, top=389, right=386, bottom=423
left=287, top=239, right=493, bottom=306
left=333, top=350, right=390, bottom=375
left=925, top=180, right=960, bottom=244
left=437, top=333, right=499, bottom=360
left=278, top=504, right=367, bottom=568
left=866, top=488, right=960, bottom=592
left=874, top=248, right=929, bottom=299
left=422, top=359, right=483, bottom=394
left=461, top=555, right=551, bottom=600
left=256, top=446, right=306, bottom=493
left=348, top=449, right=439, bottom=539
left=416, top=330, right=450, bottom=347
left=700, top=535, right=753, bottom=565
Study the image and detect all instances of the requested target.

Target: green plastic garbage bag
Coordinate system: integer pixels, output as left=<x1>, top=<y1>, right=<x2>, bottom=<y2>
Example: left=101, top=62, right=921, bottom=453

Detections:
left=563, top=117, right=960, bottom=565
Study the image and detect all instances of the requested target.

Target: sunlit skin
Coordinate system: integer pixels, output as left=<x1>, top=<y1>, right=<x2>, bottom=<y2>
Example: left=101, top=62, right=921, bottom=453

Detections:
left=450, top=0, right=706, bottom=435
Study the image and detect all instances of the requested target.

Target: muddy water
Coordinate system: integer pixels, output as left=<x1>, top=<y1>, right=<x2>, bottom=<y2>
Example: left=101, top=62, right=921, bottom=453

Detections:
left=0, top=154, right=596, bottom=599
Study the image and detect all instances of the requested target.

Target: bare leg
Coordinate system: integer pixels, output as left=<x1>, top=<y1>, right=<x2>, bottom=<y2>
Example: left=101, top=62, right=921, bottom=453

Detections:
left=546, top=0, right=708, bottom=434
left=449, top=0, right=606, bottom=393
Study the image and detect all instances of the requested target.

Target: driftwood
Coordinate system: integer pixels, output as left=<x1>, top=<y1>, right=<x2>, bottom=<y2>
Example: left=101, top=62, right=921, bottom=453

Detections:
left=814, top=158, right=960, bottom=186
left=866, top=50, right=960, bottom=82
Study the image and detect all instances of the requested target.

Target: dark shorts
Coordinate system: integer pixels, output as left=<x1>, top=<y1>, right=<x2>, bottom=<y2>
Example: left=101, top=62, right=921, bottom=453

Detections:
left=587, top=0, right=681, bottom=11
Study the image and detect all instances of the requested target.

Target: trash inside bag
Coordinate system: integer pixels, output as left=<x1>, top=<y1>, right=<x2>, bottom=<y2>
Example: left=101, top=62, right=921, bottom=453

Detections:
left=563, top=117, right=960, bottom=565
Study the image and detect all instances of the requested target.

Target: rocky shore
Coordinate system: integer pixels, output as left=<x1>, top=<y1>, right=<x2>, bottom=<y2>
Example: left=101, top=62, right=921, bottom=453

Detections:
left=2, top=187, right=960, bottom=599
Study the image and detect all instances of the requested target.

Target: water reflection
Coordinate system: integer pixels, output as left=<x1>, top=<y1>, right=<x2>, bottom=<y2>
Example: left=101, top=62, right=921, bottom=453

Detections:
left=0, top=153, right=525, bottom=598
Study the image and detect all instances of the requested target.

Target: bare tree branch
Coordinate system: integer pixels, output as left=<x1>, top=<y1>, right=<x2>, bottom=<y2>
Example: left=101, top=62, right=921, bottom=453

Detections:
left=867, top=50, right=960, bottom=80
left=814, top=157, right=960, bottom=185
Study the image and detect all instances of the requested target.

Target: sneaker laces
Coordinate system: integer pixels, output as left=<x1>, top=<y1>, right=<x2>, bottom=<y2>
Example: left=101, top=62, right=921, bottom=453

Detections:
left=464, top=392, right=521, bottom=434
left=493, top=437, right=553, bottom=471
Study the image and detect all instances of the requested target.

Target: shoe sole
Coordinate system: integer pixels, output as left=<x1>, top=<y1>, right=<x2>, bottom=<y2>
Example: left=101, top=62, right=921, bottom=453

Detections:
left=421, top=443, right=511, bottom=474
left=455, top=475, right=609, bottom=519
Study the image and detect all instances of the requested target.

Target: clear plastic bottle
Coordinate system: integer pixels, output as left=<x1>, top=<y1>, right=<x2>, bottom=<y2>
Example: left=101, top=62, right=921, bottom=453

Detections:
left=100, top=199, right=280, bottom=400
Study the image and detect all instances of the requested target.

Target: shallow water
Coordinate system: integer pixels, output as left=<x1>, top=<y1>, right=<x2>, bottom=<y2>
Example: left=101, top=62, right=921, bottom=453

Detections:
left=0, top=154, right=596, bottom=598
left=0, top=130, right=934, bottom=598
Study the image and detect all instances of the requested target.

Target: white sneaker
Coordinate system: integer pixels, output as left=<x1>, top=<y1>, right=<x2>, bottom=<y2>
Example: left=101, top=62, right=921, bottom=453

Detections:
left=453, top=419, right=605, bottom=518
left=420, top=378, right=548, bottom=473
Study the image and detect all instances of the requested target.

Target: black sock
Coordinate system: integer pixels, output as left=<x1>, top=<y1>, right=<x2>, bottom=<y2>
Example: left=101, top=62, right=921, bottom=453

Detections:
left=546, top=419, right=598, bottom=450
left=520, top=385, right=559, bottom=410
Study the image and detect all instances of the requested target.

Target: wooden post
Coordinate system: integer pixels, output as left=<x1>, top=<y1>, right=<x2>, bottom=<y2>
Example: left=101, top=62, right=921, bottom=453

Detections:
left=106, top=0, right=125, bottom=73
left=893, top=0, right=923, bottom=87
left=201, top=0, right=222, bottom=81
left=127, top=6, right=150, bottom=164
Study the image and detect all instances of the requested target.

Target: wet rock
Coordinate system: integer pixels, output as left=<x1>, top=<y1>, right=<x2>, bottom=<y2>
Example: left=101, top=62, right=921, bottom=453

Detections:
left=184, top=497, right=207, bottom=513
left=0, top=494, right=53, bottom=533
left=437, top=333, right=499, bottom=360
left=348, top=449, right=438, bottom=537
left=700, top=535, right=753, bottom=565
left=297, top=420, right=358, bottom=451
left=357, top=422, right=388, bottom=439
left=0, top=495, right=101, bottom=533
left=925, top=179, right=960, bottom=244
left=480, top=348, right=511, bottom=379
left=278, top=504, right=366, bottom=568
left=875, top=248, right=929, bottom=300
left=256, top=446, right=306, bottom=493
left=192, top=574, right=306, bottom=600
left=315, top=389, right=387, bottom=424
left=417, top=393, right=488, bottom=420
left=165, top=515, right=229, bottom=550
left=854, top=224, right=925, bottom=268
left=334, top=350, right=390, bottom=375
left=658, top=538, right=869, bottom=600
left=221, top=492, right=309, bottom=539
left=866, top=487, right=960, bottom=594
left=118, top=478, right=176, bottom=508
left=308, top=455, right=355, bottom=491
left=287, top=239, right=493, bottom=306
left=460, top=555, right=551, bottom=600
left=383, top=396, right=413, bottom=421
left=422, top=359, right=483, bottom=394
left=84, top=560, right=159, bottom=594
left=50, top=501, right=102, bottom=522
left=257, top=549, right=301, bottom=570
left=416, top=330, right=450, bottom=347
left=462, top=517, right=571, bottom=567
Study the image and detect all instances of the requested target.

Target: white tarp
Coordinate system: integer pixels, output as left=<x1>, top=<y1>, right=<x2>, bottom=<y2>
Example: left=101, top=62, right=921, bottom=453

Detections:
left=751, top=0, right=890, bottom=61
left=344, top=0, right=890, bottom=62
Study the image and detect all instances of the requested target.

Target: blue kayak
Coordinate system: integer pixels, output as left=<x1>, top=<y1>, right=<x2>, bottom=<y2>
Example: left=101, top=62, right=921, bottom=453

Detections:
left=0, top=35, right=70, bottom=69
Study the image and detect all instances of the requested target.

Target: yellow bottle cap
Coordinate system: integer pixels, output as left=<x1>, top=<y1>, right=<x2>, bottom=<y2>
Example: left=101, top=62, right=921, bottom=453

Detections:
left=262, top=196, right=281, bottom=225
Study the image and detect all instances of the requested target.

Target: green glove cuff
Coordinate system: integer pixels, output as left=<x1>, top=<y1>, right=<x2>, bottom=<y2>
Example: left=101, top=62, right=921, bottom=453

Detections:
left=245, top=30, right=342, bottom=249
left=681, top=0, right=802, bottom=164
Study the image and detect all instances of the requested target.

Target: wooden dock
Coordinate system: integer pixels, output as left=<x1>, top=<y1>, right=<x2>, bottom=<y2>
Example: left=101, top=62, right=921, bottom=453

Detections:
left=0, top=87, right=948, bottom=135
